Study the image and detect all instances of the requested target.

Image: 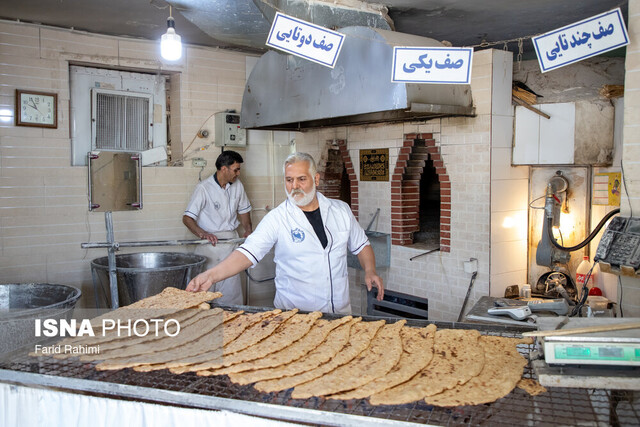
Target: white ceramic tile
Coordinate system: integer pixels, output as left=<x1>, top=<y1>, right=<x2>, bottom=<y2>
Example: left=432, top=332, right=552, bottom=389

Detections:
left=491, top=179, right=528, bottom=211
left=491, top=240, right=528, bottom=275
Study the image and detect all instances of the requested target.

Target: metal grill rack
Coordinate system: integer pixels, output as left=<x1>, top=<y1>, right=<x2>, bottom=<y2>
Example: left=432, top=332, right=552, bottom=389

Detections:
left=1, top=312, right=639, bottom=426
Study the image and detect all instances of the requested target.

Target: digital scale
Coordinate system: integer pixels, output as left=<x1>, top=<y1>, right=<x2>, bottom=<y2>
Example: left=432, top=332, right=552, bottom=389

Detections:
left=537, top=318, right=640, bottom=366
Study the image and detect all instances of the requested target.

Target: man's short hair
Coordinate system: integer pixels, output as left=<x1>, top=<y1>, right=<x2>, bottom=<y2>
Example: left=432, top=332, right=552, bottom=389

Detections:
left=215, top=150, right=244, bottom=170
left=283, top=152, right=317, bottom=176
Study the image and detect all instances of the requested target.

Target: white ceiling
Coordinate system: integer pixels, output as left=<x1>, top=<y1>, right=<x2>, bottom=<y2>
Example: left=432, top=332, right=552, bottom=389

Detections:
left=0, top=0, right=629, bottom=58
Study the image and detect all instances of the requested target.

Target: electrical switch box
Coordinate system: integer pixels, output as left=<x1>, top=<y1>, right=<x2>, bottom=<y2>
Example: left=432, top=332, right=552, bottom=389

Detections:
left=214, top=112, right=246, bottom=146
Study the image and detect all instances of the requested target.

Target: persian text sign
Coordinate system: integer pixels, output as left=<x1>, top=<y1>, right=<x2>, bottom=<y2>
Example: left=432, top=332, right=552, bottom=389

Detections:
left=392, top=47, right=473, bottom=84
left=266, top=12, right=345, bottom=68
left=532, top=8, right=629, bottom=73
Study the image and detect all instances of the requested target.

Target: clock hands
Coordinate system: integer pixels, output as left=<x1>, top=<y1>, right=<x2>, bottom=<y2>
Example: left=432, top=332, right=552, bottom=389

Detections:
left=27, top=100, right=44, bottom=115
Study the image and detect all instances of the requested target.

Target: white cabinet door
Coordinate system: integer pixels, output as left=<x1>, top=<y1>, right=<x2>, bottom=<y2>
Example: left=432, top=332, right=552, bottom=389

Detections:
left=513, top=102, right=575, bottom=165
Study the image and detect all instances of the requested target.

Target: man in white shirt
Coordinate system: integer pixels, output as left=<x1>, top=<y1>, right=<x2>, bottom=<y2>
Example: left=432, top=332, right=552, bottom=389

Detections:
left=187, top=152, right=383, bottom=314
left=183, top=150, right=252, bottom=305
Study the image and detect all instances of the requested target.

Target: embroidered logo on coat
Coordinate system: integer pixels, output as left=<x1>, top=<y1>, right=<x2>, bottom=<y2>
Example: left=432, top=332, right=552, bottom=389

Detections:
left=291, top=228, right=305, bottom=243
left=213, top=202, right=221, bottom=210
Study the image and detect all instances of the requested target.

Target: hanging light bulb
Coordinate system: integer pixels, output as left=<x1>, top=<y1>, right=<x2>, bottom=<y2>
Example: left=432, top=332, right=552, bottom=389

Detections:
left=161, top=6, right=182, bottom=61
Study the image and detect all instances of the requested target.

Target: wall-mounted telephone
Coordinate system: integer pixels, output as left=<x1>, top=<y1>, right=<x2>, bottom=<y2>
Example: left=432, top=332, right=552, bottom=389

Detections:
left=594, top=216, right=640, bottom=274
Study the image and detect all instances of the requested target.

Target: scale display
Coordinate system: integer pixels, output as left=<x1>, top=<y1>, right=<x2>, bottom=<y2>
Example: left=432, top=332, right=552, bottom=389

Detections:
left=537, top=318, right=640, bottom=367
left=545, top=342, right=640, bottom=366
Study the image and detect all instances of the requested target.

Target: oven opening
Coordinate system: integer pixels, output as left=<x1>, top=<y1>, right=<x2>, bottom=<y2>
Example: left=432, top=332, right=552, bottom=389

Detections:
left=339, top=163, right=351, bottom=207
left=414, top=144, right=440, bottom=247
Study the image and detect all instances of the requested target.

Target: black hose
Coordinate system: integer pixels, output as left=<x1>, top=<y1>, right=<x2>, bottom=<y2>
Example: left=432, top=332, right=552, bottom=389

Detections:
left=546, top=208, right=620, bottom=252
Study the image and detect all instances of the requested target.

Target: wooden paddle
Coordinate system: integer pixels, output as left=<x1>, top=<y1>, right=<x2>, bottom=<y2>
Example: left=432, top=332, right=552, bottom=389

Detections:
left=523, top=321, right=640, bottom=337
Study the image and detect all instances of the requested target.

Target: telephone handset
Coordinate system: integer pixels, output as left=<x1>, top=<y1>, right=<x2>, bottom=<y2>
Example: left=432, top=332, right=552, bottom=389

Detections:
left=594, top=216, right=640, bottom=272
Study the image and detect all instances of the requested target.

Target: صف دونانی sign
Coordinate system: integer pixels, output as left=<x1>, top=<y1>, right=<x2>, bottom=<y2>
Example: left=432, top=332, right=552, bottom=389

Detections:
left=360, top=149, right=389, bottom=181
left=266, top=12, right=345, bottom=68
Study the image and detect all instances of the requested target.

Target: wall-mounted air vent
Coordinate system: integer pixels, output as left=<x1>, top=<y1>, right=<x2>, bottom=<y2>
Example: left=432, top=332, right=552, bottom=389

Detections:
left=92, top=89, right=152, bottom=152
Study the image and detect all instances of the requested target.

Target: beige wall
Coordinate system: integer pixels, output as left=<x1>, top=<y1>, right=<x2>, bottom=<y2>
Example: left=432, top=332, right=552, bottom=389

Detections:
left=296, top=49, right=519, bottom=321
left=0, top=21, right=268, bottom=307
left=2, top=14, right=635, bottom=319
left=621, top=0, right=640, bottom=316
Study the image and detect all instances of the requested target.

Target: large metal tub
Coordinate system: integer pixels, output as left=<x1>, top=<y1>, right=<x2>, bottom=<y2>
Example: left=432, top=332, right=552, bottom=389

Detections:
left=90, top=252, right=206, bottom=308
left=0, top=283, right=81, bottom=355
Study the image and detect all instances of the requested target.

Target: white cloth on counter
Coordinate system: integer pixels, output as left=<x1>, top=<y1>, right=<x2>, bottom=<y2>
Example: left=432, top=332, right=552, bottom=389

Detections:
left=184, top=174, right=251, bottom=233
left=237, top=192, right=369, bottom=314
left=0, top=383, right=301, bottom=427
left=194, top=230, right=243, bottom=305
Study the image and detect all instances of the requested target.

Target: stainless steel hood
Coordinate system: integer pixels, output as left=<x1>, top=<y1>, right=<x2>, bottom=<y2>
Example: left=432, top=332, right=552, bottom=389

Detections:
left=241, top=26, right=475, bottom=131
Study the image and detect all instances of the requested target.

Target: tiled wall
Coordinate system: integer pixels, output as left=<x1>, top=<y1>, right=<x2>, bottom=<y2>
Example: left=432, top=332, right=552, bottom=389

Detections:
left=296, top=49, right=520, bottom=321
left=488, top=50, right=529, bottom=297
left=622, top=0, right=640, bottom=316
left=0, top=21, right=271, bottom=307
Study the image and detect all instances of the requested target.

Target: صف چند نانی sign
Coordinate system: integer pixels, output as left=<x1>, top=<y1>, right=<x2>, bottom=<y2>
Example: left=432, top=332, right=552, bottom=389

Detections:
left=532, top=8, right=629, bottom=73
left=360, top=149, right=389, bottom=181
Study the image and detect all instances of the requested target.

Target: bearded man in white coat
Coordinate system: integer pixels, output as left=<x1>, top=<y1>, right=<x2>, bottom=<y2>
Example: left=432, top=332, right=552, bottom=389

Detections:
left=187, top=152, right=383, bottom=314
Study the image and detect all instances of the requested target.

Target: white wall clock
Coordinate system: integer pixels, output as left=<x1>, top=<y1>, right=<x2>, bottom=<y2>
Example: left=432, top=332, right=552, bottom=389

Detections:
left=16, top=89, right=58, bottom=128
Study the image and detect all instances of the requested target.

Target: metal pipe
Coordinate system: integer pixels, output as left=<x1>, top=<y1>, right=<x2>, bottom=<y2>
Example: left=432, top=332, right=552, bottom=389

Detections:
left=105, top=212, right=119, bottom=309
left=81, top=238, right=245, bottom=249
left=409, top=247, right=440, bottom=261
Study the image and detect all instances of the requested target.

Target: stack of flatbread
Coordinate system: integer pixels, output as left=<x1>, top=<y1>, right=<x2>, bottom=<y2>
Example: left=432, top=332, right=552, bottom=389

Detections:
left=31, top=288, right=540, bottom=407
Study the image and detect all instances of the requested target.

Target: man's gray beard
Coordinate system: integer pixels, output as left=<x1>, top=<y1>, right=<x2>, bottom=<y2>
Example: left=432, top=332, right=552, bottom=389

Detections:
left=286, top=183, right=316, bottom=207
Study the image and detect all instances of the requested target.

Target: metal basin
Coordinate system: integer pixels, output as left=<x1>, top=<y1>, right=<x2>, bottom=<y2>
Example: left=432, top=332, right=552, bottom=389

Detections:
left=0, top=283, right=81, bottom=355
left=91, top=252, right=206, bottom=308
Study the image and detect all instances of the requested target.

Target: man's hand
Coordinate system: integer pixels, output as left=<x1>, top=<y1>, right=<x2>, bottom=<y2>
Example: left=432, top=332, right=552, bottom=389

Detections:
left=357, top=245, right=384, bottom=301
left=183, top=215, right=217, bottom=245
left=201, top=232, right=218, bottom=245
left=186, top=271, right=215, bottom=292
left=365, top=271, right=384, bottom=301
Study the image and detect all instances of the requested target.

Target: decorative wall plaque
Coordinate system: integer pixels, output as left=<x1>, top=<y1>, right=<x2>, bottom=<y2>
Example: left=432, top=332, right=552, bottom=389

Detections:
left=360, top=148, right=389, bottom=182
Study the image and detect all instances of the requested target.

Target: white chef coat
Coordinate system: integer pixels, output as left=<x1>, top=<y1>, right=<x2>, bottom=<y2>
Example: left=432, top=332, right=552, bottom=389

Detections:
left=184, top=174, right=251, bottom=234
left=185, top=174, right=251, bottom=305
left=237, top=192, right=370, bottom=314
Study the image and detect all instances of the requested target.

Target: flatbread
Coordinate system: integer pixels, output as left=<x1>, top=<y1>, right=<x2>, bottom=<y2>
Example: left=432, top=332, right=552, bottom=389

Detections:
left=254, top=319, right=384, bottom=394
left=369, top=328, right=483, bottom=406
left=50, top=288, right=220, bottom=353
left=228, top=317, right=358, bottom=385
left=244, top=318, right=360, bottom=388
left=68, top=309, right=209, bottom=359
left=195, top=310, right=299, bottom=375
left=292, top=320, right=406, bottom=399
left=517, top=378, right=547, bottom=396
left=90, top=287, right=220, bottom=327
left=168, top=309, right=282, bottom=374
left=424, top=335, right=528, bottom=406
left=94, top=308, right=225, bottom=370
left=132, top=311, right=243, bottom=372
left=330, top=323, right=437, bottom=400
left=200, top=312, right=324, bottom=376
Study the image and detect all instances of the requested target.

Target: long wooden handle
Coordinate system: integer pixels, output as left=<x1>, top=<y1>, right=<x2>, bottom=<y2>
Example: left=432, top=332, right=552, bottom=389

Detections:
left=522, top=321, right=640, bottom=337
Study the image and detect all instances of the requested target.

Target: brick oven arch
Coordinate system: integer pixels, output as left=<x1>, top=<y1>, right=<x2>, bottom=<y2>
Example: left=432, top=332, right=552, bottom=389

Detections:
left=317, top=139, right=359, bottom=220
left=391, top=133, right=450, bottom=252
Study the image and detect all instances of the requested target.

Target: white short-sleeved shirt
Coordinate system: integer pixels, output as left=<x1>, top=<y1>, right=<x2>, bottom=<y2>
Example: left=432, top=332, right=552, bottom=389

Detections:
left=184, top=174, right=251, bottom=233
left=237, top=192, right=369, bottom=314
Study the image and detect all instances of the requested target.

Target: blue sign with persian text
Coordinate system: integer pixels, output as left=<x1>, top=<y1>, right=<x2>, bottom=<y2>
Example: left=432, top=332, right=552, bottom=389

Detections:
left=532, top=8, right=629, bottom=73
left=266, top=12, right=345, bottom=68
left=392, top=47, right=473, bottom=84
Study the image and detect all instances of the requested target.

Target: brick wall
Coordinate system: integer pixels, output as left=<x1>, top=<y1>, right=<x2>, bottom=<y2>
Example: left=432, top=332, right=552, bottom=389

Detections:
left=390, top=134, right=451, bottom=252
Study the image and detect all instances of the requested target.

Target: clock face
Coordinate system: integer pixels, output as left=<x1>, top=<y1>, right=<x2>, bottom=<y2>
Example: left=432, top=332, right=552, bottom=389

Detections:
left=16, top=90, right=57, bottom=128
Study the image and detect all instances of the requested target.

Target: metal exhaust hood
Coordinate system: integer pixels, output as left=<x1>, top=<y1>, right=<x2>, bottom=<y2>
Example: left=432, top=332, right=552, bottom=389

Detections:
left=241, top=26, right=475, bottom=131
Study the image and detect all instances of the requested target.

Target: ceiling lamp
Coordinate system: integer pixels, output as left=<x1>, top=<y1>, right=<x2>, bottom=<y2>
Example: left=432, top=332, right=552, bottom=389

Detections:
left=160, top=6, right=182, bottom=61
